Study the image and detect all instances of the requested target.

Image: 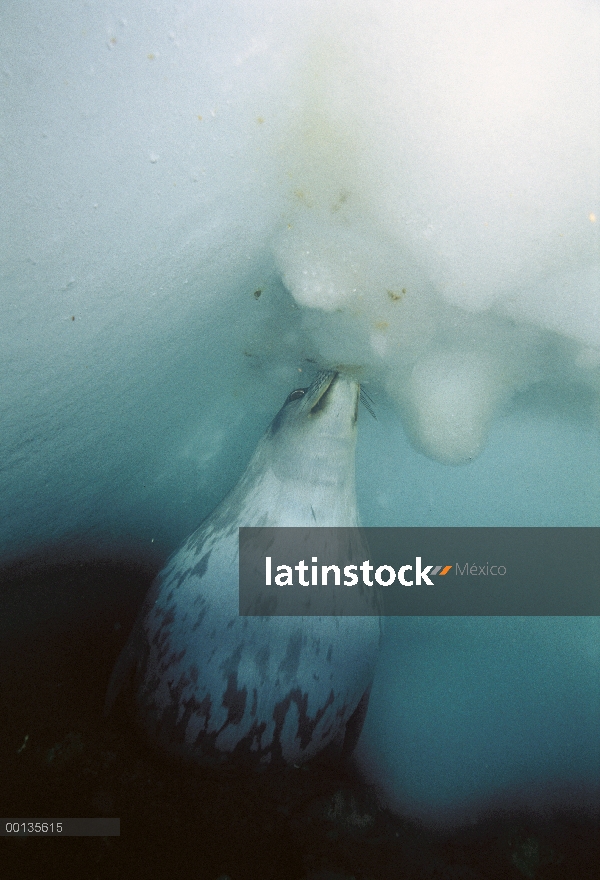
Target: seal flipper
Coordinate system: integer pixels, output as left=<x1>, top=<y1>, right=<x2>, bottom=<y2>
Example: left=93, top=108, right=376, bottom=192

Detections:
left=104, top=616, right=146, bottom=717
left=341, top=683, right=372, bottom=759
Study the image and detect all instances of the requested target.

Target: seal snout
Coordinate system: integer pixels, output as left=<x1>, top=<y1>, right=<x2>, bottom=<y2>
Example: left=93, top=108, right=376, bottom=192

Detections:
left=309, top=371, right=339, bottom=415
left=303, top=370, right=359, bottom=418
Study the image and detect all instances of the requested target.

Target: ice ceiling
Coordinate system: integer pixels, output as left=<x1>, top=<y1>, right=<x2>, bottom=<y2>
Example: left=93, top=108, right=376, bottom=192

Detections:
left=1, top=0, right=598, bottom=557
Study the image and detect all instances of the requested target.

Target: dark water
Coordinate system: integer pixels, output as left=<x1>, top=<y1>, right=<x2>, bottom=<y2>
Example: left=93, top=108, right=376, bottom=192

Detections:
left=1, top=560, right=597, bottom=880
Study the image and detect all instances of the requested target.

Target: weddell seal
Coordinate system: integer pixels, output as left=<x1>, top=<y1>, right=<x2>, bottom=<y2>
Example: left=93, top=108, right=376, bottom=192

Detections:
left=105, top=370, right=382, bottom=768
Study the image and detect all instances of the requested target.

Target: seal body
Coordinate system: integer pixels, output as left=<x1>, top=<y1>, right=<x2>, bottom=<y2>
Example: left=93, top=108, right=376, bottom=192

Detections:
left=106, top=371, right=381, bottom=767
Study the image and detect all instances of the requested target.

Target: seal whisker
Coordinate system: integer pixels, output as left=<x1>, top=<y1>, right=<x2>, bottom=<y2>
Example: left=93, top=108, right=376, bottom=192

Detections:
left=359, top=387, right=377, bottom=420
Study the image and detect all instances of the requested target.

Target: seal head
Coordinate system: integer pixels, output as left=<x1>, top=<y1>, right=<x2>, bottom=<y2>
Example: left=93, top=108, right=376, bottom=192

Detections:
left=106, top=370, right=381, bottom=768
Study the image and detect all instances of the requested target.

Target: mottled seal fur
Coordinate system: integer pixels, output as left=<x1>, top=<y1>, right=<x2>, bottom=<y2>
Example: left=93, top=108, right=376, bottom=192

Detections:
left=105, top=371, right=381, bottom=768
